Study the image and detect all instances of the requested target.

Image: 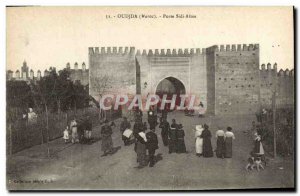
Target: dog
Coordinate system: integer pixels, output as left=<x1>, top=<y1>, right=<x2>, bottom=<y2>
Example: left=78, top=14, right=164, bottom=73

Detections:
left=254, top=157, right=265, bottom=171
left=245, top=157, right=255, bottom=171
left=250, top=151, right=268, bottom=166
left=246, top=156, right=265, bottom=171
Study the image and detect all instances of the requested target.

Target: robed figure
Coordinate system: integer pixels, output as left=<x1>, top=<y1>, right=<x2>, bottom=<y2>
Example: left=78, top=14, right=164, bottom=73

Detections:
left=133, top=121, right=147, bottom=168
left=101, top=120, right=113, bottom=156
left=224, top=127, right=235, bottom=158
left=85, top=116, right=93, bottom=140
left=146, top=129, right=159, bottom=167
left=201, top=124, right=213, bottom=157
left=134, top=108, right=143, bottom=122
left=148, top=109, right=157, bottom=130
left=253, top=132, right=264, bottom=156
left=161, top=109, right=168, bottom=120
left=195, top=125, right=204, bottom=156
left=120, top=117, right=131, bottom=146
left=168, top=119, right=178, bottom=154
left=70, top=118, right=79, bottom=143
left=176, top=124, right=187, bottom=153
left=215, top=129, right=226, bottom=158
left=159, top=118, right=170, bottom=146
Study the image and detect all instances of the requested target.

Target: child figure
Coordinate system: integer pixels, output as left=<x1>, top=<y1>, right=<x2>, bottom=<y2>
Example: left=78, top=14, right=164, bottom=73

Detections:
left=63, top=126, right=70, bottom=143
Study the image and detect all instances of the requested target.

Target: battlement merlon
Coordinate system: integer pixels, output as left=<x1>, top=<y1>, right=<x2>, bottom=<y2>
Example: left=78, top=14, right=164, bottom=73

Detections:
left=89, top=44, right=259, bottom=56
left=88, top=47, right=136, bottom=55
left=211, top=44, right=259, bottom=52
left=277, top=68, right=294, bottom=77
left=260, top=63, right=278, bottom=72
left=65, top=62, right=87, bottom=70
left=136, top=48, right=206, bottom=57
left=66, top=62, right=71, bottom=69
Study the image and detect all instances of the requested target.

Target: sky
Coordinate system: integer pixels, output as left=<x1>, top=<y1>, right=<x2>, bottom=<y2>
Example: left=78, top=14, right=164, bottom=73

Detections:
left=6, top=6, right=294, bottom=73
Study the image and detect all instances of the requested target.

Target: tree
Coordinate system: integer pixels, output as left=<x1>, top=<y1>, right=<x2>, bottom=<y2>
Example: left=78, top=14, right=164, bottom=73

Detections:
left=6, top=67, right=90, bottom=156
left=90, top=75, right=112, bottom=121
left=7, top=80, right=34, bottom=115
left=6, top=80, right=35, bottom=155
left=28, top=67, right=89, bottom=157
left=35, top=68, right=89, bottom=113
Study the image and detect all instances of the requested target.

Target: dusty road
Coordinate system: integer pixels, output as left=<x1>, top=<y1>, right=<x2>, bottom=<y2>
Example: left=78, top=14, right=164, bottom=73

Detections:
left=7, top=112, right=294, bottom=190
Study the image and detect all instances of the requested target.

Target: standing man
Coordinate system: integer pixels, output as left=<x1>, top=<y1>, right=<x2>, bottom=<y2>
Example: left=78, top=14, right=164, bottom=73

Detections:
left=77, top=118, right=85, bottom=143
left=148, top=107, right=157, bottom=130
left=161, top=108, right=168, bottom=120
left=201, top=124, right=213, bottom=158
left=133, top=120, right=147, bottom=168
left=159, top=118, right=170, bottom=146
left=146, top=129, right=159, bottom=167
left=100, top=120, right=113, bottom=156
left=168, top=119, right=178, bottom=154
left=133, top=118, right=143, bottom=135
left=176, top=124, right=187, bottom=153
left=120, top=117, right=131, bottom=146
left=134, top=108, right=143, bottom=122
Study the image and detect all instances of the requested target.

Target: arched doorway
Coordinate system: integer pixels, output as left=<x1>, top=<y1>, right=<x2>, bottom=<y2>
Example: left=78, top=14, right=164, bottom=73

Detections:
left=155, top=77, right=186, bottom=111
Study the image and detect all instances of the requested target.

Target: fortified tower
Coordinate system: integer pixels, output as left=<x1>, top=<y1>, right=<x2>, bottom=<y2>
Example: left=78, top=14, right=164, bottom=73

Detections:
left=208, top=44, right=260, bottom=115
left=88, top=47, right=136, bottom=101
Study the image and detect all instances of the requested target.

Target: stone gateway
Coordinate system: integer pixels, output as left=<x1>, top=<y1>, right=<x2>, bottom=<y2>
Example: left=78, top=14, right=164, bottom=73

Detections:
left=89, top=44, right=294, bottom=115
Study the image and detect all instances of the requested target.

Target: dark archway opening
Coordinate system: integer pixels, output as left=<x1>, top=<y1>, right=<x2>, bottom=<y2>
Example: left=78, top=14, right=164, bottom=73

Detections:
left=155, top=77, right=186, bottom=111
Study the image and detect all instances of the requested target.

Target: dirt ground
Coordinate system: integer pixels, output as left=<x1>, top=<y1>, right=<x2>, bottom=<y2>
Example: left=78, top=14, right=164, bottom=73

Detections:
left=7, top=112, right=294, bottom=190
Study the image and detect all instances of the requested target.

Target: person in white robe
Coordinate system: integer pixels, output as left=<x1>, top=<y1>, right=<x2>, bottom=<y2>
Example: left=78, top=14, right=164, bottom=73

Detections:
left=63, top=126, right=70, bottom=143
left=194, top=125, right=204, bottom=156
left=253, top=132, right=264, bottom=155
left=27, top=108, right=37, bottom=125
left=198, top=102, right=205, bottom=118
left=70, top=118, right=79, bottom=143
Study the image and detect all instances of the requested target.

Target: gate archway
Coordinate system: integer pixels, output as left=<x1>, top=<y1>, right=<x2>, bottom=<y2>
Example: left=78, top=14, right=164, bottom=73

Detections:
left=155, top=77, right=186, bottom=110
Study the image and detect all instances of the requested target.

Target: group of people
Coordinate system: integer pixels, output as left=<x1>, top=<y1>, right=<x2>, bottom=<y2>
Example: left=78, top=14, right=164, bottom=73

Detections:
left=63, top=116, right=93, bottom=144
left=62, top=107, right=270, bottom=172
left=114, top=107, right=238, bottom=168
left=194, top=124, right=236, bottom=158
left=159, top=118, right=187, bottom=154
left=184, top=101, right=205, bottom=118
left=130, top=118, right=159, bottom=168
left=118, top=108, right=188, bottom=168
left=159, top=117, right=236, bottom=159
left=74, top=106, right=239, bottom=169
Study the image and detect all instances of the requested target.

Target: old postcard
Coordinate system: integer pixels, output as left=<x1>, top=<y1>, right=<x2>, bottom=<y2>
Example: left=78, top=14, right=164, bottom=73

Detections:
left=6, top=6, right=294, bottom=190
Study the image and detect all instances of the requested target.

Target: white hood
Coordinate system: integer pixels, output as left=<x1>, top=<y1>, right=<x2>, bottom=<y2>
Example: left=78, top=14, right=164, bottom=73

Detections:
left=195, top=125, right=203, bottom=132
